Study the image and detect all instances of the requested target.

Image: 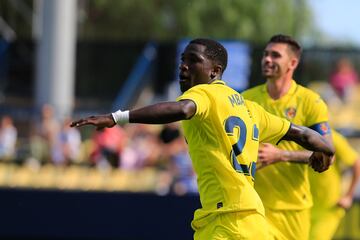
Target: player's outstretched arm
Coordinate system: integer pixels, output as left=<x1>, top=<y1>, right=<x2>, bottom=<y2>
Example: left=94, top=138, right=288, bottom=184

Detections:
left=129, top=100, right=195, bottom=124
left=70, top=100, right=196, bottom=129
left=281, top=124, right=335, bottom=173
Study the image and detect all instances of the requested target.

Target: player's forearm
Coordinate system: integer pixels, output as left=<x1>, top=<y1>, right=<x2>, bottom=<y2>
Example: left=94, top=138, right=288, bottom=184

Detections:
left=345, top=159, right=360, bottom=198
left=281, top=150, right=312, bottom=163
left=282, top=124, right=335, bottom=156
left=130, top=101, right=195, bottom=124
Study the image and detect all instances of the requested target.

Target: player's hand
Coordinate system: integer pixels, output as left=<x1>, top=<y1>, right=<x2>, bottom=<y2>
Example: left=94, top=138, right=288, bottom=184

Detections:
left=309, top=152, right=334, bottom=173
left=337, top=195, right=353, bottom=210
left=70, top=114, right=116, bottom=130
left=257, top=143, right=283, bottom=170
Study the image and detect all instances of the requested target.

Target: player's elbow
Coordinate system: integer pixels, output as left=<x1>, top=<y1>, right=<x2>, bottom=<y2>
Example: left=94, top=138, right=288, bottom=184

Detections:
left=305, top=129, right=335, bottom=155
left=179, top=100, right=196, bottom=119
left=284, top=124, right=335, bottom=155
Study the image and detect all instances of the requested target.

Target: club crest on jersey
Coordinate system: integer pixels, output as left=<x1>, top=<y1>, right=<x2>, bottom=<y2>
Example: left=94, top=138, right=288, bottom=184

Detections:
left=284, top=107, right=297, bottom=119
left=320, top=122, right=329, bottom=133
left=310, top=122, right=331, bottom=135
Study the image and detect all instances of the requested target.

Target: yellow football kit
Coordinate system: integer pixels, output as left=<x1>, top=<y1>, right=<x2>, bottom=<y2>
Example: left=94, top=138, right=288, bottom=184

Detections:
left=177, top=80, right=291, bottom=239
left=309, top=130, right=358, bottom=240
left=242, top=80, right=331, bottom=240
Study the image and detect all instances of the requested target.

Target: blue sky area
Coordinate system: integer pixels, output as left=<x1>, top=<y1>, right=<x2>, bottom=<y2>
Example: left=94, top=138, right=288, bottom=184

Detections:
left=309, top=0, right=360, bottom=46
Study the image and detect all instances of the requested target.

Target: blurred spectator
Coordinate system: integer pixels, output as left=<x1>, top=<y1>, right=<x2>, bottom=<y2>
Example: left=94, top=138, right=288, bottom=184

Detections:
left=91, top=125, right=126, bottom=168
left=0, top=115, right=17, bottom=161
left=29, top=104, right=60, bottom=164
left=330, top=57, right=359, bottom=102
left=52, top=117, right=82, bottom=166
left=159, top=124, right=198, bottom=195
left=120, top=124, right=162, bottom=170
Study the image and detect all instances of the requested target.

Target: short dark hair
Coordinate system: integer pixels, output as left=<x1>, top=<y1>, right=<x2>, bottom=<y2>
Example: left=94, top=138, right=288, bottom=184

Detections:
left=190, top=38, right=228, bottom=73
left=268, top=34, right=302, bottom=59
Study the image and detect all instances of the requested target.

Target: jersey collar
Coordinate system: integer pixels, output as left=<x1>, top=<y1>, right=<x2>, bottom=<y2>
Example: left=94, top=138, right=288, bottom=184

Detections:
left=262, top=80, right=297, bottom=99
left=210, top=79, right=226, bottom=85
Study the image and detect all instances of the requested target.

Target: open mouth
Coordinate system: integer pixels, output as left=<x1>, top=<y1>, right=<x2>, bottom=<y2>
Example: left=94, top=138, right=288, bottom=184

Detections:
left=179, top=74, right=188, bottom=81
left=263, top=64, right=274, bottom=70
left=262, top=65, right=275, bottom=73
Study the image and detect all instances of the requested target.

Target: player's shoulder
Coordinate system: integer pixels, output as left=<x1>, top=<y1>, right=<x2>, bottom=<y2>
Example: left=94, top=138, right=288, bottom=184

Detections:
left=180, top=82, right=231, bottom=102
left=177, top=84, right=208, bottom=101
left=182, top=84, right=210, bottom=95
left=241, top=84, right=266, bottom=99
left=192, top=82, right=226, bottom=92
left=244, top=99, right=261, bottom=107
left=295, top=83, right=322, bottom=101
left=244, top=99, right=264, bottom=115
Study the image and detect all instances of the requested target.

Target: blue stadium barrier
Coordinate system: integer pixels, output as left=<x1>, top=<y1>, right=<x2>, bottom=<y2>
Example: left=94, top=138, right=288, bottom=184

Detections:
left=0, top=188, right=200, bottom=240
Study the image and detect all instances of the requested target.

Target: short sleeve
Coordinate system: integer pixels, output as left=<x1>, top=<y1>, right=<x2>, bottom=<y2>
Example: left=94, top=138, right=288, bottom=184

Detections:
left=176, top=86, right=210, bottom=120
left=246, top=100, right=291, bottom=145
left=304, top=94, right=331, bottom=135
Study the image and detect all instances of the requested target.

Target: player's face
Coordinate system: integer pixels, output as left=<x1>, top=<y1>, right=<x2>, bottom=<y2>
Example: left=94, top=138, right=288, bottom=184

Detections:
left=261, top=43, right=294, bottom=80
left=179, top=43, right=214, bottom=93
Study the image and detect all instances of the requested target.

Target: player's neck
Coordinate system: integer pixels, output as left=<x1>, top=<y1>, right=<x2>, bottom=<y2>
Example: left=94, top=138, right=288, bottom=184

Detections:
left=266, top=77, right=292, bottom=100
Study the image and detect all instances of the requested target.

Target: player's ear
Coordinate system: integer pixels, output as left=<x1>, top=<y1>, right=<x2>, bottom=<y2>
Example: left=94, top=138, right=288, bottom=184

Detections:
left=211, top=64, right=222, bottom=79
left=289, top=57, right=299, bottom=70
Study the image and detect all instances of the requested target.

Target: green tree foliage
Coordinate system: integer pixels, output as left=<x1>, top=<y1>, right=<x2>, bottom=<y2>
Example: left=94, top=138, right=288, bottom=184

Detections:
left=0, top=0, right=33, bottom=39
left=79, top=0, right=315, bottom=43
left=0, top=0, right=315, bottom=43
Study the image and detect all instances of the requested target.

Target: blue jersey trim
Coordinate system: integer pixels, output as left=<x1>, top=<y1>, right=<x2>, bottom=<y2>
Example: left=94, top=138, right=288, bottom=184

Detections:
left=309, top=122, right=331, bottom=135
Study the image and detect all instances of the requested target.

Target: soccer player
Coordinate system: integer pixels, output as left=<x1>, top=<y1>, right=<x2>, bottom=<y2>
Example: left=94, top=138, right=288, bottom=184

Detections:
left=71, top=38, right=334, bottom=239
left=242, top=34, right=333, bottom=240
left=310, top=130, right=360, bottom=240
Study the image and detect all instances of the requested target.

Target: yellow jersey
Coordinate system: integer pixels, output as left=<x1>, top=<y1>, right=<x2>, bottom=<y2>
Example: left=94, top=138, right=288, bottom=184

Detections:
left=242, top=80, right=331, bottom=210
left=177, top=80, right=290, bottom=229
left=310, top=130, right=358, bottom=209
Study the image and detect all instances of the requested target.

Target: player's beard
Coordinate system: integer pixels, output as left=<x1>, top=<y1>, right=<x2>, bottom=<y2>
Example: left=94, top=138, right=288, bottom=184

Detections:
left=261, top=64, right=280, bottom=79
left=179, top=80, right=191, bottom=93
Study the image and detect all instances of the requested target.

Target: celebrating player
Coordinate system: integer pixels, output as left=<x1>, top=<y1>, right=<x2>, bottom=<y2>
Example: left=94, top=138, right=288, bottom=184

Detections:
left=71, top=38, right=334, bottom=239
left=242, top=34, right=334, bottom=240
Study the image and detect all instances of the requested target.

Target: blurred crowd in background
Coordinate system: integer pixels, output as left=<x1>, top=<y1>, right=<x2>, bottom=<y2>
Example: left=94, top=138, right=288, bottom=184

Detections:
left=1, top=0, right=360, bottom=197
left=0, top=103, right=198, bottom=195
left=1, top=2, right=360, bottom=240
left=1, top=55, right=360, bottom=195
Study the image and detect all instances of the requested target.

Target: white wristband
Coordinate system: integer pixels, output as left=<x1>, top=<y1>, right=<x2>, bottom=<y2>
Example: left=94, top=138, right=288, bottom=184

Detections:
left=111, top=110, right=129, bottom=124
